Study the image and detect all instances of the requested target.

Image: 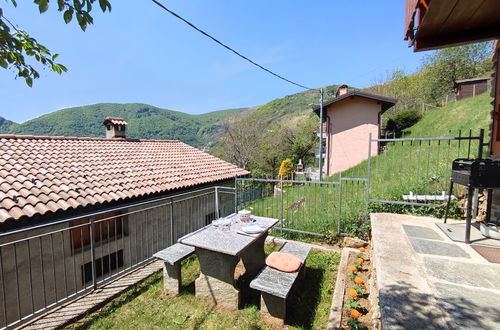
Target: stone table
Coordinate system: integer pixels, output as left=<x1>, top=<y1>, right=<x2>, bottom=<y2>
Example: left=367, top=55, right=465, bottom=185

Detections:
left=178, top=214, right=279, bottom=309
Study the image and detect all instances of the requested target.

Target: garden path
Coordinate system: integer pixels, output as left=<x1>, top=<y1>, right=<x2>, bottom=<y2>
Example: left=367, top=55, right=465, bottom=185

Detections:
left=371, top=213, right=500, bottom=329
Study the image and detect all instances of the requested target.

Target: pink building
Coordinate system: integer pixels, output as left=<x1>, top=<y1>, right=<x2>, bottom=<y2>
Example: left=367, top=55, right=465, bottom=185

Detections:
left=313, top=85, right=396, bottom=176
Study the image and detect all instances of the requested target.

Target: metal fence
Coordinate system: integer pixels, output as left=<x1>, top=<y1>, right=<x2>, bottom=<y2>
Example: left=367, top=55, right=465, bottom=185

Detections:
left=235, top=176, right=367, bottom=237
left=0, top=185, right=234, bottom=329
left=236, top=129, right=486, bottom=237
left=367, top=129, right=485, bottom=207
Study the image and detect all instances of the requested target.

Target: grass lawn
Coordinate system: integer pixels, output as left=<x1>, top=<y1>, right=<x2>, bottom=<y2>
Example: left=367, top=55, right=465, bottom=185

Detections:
left=69, top=242, right=340, bottom=329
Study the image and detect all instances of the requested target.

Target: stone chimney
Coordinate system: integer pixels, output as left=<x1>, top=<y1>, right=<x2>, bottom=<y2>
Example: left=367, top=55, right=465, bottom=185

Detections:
left=335, top=84, right=349, bottom=97
left=103, top=117, right=128, bottom=138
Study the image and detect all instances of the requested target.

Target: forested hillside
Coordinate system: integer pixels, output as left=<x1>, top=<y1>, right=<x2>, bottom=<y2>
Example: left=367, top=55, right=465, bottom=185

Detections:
left=0, top=117, right=15, bottom=133
left=3, top=103, right=246, bottom=147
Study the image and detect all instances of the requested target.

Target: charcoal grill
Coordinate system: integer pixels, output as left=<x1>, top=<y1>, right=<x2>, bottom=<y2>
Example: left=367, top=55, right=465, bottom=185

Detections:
left=444, top=158, right=500, bottom=243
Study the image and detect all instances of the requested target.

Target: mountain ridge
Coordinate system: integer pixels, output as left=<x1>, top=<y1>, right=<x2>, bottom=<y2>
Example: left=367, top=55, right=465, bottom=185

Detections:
left=0, top=84, right=341, bottom=147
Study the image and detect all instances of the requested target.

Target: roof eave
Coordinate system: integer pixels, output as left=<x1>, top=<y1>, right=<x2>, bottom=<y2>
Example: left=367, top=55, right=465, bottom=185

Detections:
left=312, top=91, right=397, bottom=117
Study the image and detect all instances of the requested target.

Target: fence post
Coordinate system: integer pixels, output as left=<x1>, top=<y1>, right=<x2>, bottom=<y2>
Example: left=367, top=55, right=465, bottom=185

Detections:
left=234, top=177, right=238, bottom=214
left=366, top=133, right=372, bottom=221
left=478, top=128, right=484, bottom=159
left=337, top=172, right=342, bottom=234
left=215, top=186, right=220, bottom=219
left=170, top=198, right=174, bottom=246
left=280, top=175, right=284, bottom=231
left=89, top=216, right=97, bottom=291
left=473, top=129, right=485, bottom=218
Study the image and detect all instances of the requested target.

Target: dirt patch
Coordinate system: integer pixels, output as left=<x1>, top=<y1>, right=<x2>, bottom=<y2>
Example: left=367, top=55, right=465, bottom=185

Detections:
left=340, top=248, right=373, bottom=329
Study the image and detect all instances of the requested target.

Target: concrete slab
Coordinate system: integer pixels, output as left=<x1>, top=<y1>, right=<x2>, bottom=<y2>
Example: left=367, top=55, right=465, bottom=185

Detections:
left=424, top=257, right=500, bottom=290
left=408, top=237, right=470, bottom=258
left=403, top=224, right=444, bottom=240
left=371, top=214, right=449, bottom=329
left=371, top=213, right=500, bottom=330
left=436, top=222, right=500, bottom=247
left=435, top=283, right=500, bottom=329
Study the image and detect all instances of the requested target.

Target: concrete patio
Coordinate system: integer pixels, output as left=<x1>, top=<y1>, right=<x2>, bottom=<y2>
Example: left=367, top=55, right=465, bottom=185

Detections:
left=371, top=213, right=500, bottom=329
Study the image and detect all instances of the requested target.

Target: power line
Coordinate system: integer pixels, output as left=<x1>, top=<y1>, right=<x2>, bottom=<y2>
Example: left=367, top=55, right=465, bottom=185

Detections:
left=151, top=0, right=314, bottom=91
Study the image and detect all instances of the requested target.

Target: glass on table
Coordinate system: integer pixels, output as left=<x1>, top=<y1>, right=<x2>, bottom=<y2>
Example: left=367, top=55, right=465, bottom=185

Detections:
left=220, top=217, right=232, bottom=231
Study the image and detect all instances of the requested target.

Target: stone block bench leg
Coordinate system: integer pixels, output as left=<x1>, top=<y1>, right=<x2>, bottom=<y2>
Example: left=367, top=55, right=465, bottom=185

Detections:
left=163, top=262, right=182, bottom=296
left=261, top=292, right=286, bottom=324
left=298, top=261, right=306, bottom=280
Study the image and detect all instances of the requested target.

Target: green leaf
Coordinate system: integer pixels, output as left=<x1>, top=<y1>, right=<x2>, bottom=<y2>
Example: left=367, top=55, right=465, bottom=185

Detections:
left=98, top=0, right=111, bottom=12
left=57, top=0, right=65, bottom=11
left=25, top=76, right=33, bottom=87
left=0, top=57, right=8, bottom=69
left=76, top=14, right=87, bottom=31
left=38, top=0, right=49, bottom=13
left=73, top=0, right=82, bottom=11
left=63, top=9, right=73, bottom=24
left=58, top=64, right=68, bottom=72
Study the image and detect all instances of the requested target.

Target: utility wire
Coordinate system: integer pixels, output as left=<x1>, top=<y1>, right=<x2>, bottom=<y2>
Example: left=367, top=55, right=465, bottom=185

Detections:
left=151, top=0, right=314, bottom=91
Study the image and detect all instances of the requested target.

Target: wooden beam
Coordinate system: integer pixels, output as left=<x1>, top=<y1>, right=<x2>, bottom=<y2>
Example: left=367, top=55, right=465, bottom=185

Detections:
left=414, top=23, right=500, bottom=51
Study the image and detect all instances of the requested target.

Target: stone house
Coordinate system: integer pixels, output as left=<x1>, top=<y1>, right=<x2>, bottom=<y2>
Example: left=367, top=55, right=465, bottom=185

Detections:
left=0, top=117, right=248, bottom=327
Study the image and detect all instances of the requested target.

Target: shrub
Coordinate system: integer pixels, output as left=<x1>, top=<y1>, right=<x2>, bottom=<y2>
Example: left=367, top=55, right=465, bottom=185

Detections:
left=278, top=158, right=294, bottom=187
left=385, top=109, right=422, bottom=133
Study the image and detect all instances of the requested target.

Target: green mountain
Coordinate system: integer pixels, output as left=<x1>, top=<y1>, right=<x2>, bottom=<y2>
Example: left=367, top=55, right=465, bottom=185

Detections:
left=243, top=84, right=340, bottom=125
left=1, top=85, right=342, bottom=148
left=6, top=103, right=247, bottom=147
left=0, top=116, right=16, bottom=133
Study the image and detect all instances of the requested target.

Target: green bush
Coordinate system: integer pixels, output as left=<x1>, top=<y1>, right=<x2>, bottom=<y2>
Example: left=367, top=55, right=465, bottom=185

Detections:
left=385, top=109, right=422, bottom=133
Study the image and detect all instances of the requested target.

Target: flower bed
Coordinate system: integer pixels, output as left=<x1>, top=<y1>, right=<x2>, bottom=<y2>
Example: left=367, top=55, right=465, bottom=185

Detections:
left=340, top=246, right=373, bottom=329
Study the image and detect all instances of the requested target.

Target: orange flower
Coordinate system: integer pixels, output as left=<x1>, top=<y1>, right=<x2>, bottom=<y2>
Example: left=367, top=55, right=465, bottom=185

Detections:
left=357, top=258, right=364, bottom=265
left=358, top=247, right=366, bottom=252
left=348, top=289, right=358, bottom=298
left=354, top=276, right=364, bottom=285
left=348, top=265, right=357, bottom=272
left=350, top=309, right=361, bottom=319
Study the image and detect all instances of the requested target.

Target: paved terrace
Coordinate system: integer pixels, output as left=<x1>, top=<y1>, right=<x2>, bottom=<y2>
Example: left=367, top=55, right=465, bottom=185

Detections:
left=371, top=213, right=500, bottom=329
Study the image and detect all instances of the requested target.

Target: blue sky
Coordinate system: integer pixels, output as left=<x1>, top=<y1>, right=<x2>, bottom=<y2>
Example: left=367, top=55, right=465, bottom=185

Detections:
left=0, top=0, right=427, bottom=123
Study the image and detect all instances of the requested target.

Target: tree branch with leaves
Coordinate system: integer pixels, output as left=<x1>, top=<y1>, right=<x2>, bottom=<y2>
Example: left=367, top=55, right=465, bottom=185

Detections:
left=0, top=0, right=111, bottom=86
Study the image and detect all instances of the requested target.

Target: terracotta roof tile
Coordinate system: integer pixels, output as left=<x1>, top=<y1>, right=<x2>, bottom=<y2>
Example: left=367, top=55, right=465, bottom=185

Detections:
left=0, top=135, right=248, bottom=223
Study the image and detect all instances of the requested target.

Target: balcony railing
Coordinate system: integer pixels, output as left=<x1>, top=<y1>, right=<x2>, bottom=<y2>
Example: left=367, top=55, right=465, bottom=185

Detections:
left=0, top=185, right=235, bottom=329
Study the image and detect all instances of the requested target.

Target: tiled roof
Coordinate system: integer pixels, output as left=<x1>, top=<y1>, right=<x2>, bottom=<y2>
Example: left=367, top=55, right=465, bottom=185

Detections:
left=103, top=117, right=128, bottom=126
left=0, top=135, right=249, bottom=224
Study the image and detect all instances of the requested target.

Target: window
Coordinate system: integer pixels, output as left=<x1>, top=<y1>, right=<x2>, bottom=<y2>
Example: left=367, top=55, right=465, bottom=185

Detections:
left=70, top=211, right=127, bottom=251
left=81, top=250, right=124, bottom=284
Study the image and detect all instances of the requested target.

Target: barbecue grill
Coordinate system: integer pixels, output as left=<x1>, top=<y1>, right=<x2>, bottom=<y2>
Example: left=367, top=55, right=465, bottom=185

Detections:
left=444, top=158, right=500, bottom=243
left=451, top=158, right=500, bottom=188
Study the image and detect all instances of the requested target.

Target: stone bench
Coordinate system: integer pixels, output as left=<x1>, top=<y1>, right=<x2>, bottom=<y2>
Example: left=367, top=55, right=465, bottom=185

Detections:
left=153, top=243, right=195, bottom=295
left=249, top=242, right=311, bottom=323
